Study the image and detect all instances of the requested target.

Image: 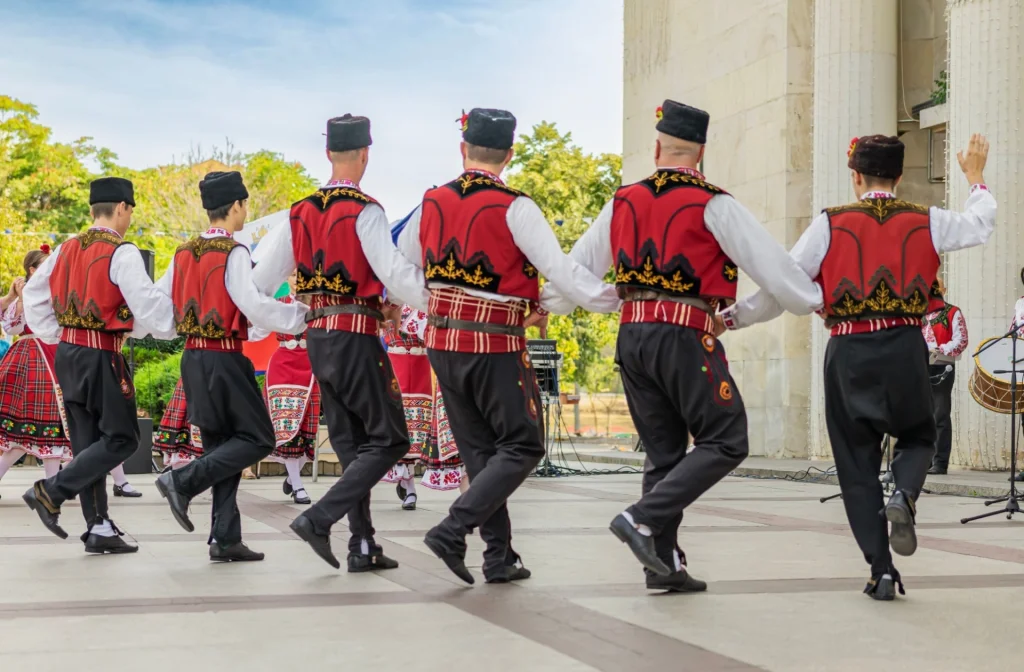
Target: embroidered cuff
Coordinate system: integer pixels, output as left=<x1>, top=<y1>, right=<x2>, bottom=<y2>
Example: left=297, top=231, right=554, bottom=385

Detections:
left=970, top=183, right=989, bottom=194
left=721, top=308, right=739, bottom=331
left=534, top=306, right=549, bottom=317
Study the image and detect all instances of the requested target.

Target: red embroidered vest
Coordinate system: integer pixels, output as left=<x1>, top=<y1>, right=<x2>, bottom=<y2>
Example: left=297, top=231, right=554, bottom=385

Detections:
left=290, top=186, right=384, bottom=299
left=419, top=172, right=539, bottom=302
left=928, top=304, right=961, bottom=348
left=611, top=171, right=738, bottom=307
left=817, top=198, right=937, bottom=327
left=49, top=228, right=134, bottom=334
left=172, top=236, right=248, bottom=343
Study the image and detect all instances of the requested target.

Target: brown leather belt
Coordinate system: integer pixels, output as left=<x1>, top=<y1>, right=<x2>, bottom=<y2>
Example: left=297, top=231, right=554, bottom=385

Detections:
left=620, top=290, right=713, bottom=313
left=305, top=304, right=384, bottom=322
left=427, top=315, right=525, bottom=337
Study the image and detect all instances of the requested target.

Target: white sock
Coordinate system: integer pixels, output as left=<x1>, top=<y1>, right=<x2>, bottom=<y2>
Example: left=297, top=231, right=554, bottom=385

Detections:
left=404, top=493, right=417, bottom=506
left=110, top=463, right=128, bottom=486
left=402, top=477, right=417, bottom=495
left=119, top=482, right=138, bottom=494
left=882, top=573, right=892, bottom=580
left=91, top=519, right=116, bottom=537
left=43, top=459, right=61, bottom=478
left=673, top=549, right=684, bottom=571
left=360, top=538, right=370, bottom=555
left=284, top=458, right=305, bottom=494
left=0, top=449, right=26, bottom=479
left=621, top=511, right=652, bottom=537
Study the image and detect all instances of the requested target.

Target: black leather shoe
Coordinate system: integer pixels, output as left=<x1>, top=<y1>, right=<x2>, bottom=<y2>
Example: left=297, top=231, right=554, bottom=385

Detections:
left=485, top=564, right=532, bottom=584
left=210, top=541, right=265, bottom=562
left=396, top=483, right=407, bottom=501
left=348, top=550, right=399, bottom=572
left=927, top=465, right=947, bottom=475
left=423, top=530, right=474, bottom=585
left=82, top=523, right=138, bottom=555
left=155, top=472, right=194, bottom=533
left=113, top=484, right=142, bottom=498
left=292, top=488, right=311, bottom=505
left=290, top=514, right=340, bottom=569
left=645, top=569, right=707, bottom=593
left=283, top=478, right=293, bottom=496
left=884, top=490, right=917, bottom=557
left=609, top=514, right=671, bottom=576
left=864, top=571, right=905, bottom=601
left=23, top=482, right=68, bottom=539
left=402, top=494, right=417, bottom=511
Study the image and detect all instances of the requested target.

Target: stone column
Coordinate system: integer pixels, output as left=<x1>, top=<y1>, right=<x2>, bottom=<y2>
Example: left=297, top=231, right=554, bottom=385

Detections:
left=809, top=0, right=898, bottom=456
left=945, top=0, right=1024, bottom=469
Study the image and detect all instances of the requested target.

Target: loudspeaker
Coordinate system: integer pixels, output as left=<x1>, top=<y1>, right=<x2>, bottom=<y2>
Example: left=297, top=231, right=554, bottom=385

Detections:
left=123, top=418, right=154, bottom=474
left=138, top=249, right=155, bottom=281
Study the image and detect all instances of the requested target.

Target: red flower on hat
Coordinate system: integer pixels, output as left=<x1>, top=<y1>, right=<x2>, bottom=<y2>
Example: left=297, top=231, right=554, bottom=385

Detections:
left=39, top=244, right=51, bottom=254
left=655, top=106, right=664, bottom=120
left=457, top=110, right=469, bottom=132
left=847, top=137, right=859, bottom=159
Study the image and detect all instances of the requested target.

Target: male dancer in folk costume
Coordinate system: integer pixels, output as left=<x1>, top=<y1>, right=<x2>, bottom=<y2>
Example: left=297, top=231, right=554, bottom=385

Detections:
left=722, top=133, right=995, bottom=599
left=153, top=171, right=308, bottom=562
left=921, top=277, right=968, bottom=475
left=394, top=108, right=619, bottom=584
left=22, top=177, right=176, bottom=553
left=543, top=100, right=821, bottom=592
left=265, top=291, right=321, bottom=505
left=252, top=114, right=430, bottom=571
left=1, top=249, right=144, bottom=499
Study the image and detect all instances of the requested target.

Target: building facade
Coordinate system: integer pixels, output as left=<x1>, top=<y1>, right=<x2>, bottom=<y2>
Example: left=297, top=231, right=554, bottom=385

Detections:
left=624, top=0, right=1018, bottom=469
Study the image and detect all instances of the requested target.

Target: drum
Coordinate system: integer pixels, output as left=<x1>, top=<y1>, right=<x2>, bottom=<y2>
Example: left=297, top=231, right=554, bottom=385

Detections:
left=969, top=337, right=1024, bottom=414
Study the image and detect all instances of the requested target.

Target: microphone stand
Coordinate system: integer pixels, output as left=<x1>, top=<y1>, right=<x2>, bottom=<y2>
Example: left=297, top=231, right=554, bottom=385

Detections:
left=961, top=321, right=1024, bottom=523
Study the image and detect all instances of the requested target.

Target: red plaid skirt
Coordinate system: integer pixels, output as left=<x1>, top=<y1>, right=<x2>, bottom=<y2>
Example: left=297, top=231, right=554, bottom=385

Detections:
left=0, top=337, right=71, bottom=461
left=154, top=378, right=203, bottom=466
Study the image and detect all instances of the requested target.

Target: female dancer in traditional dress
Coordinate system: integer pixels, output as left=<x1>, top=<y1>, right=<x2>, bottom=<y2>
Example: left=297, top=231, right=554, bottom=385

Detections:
left=264, top=294, right=320, bottom=504
left=0, top=247, right=141, bottom=498
left=155, top=377, right=203, bottom=470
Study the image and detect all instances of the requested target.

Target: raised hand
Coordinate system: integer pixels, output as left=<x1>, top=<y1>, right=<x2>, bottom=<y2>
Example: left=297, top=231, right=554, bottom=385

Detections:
left=957, top=133, right=989, bottom=185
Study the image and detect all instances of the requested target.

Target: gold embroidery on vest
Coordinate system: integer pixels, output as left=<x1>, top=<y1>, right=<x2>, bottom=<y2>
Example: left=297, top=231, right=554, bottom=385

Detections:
left=175, top=303, right=230, bottom=339
left=425, top=249, right=496, bottom=289
left=830, top=278, right=928, bottom=319
left=648, top=171, right=724, bottom=195
left=615, top=254, right=695, bottom=294
left=77, top=230, right=123, bottom=249
left=54, top=296, right=107, bottom=330
left=177, top=237, right=237, bottom=260
left=825, top=199, right=928, bottom=222
left=316, top=187, right=370, bottom=207
left=295, top=267, right=355, bottom=294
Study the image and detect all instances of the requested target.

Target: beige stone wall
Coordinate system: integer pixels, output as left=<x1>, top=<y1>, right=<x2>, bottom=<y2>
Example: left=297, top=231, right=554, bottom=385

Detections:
left=945, top=0, right=1024, bottom=469
left=623, top=0, right=815, bottom=457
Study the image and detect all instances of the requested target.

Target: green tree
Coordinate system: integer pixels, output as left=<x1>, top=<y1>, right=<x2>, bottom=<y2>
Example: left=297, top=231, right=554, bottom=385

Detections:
left=506, top=122, right=622, bottom=391
left=0, top=95, right=115, bottom=234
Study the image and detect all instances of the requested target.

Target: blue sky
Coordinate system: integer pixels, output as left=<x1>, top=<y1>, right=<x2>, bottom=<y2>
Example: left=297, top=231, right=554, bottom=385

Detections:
left=0, top=0, right=623, bottom=215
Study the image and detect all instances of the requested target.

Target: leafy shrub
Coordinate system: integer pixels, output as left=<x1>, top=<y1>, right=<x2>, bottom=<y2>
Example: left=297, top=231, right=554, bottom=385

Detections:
left=135, top=352, right=182, bottom=424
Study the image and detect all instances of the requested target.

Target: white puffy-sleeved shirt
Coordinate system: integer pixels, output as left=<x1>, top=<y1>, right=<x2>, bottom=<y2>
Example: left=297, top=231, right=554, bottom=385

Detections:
left=23, top=228, right=177, bottom=342
left=155, top=227, right=308, bottom=338
left=251, top=180, right=431, bottom=313
left=395, top=170, right=621, bottom=314
left=538, top=167, right=823, bottom=316
left=722, top=185, right=997, bottom=329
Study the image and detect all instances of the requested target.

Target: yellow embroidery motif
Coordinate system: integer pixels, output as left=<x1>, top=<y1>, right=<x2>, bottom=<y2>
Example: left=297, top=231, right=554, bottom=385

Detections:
left=616, top=255, right=694, bottom=294
left=116, top=305, right=133, bottom=322
left=77, top=229, right=123, bottom=250
left=830, top=279, right=928, bottom=318
left=177, top=236, right=237, bottom=261
left=54, top=298, right=107, bottom=330
left=295, top=268, right=355, bottom=294
left=825, top=199, right=928, bottom=222
left=648, top=171, right=723, bottom=195
left=454, top=173, right=521, bottom=196
left=174, top=305, right=229, bottom=339
left=317, top=187, right=370, bottom=207
left=425, top=249, right=495, bottom=289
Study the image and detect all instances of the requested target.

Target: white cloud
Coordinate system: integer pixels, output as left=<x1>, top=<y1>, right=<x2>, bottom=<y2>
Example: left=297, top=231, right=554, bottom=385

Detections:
left=0, top=0, right=623, bottom=215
